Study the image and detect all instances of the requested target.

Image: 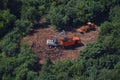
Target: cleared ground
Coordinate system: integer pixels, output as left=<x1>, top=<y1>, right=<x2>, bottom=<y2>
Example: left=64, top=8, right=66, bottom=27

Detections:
left=22, top=25, right=99, bottom=64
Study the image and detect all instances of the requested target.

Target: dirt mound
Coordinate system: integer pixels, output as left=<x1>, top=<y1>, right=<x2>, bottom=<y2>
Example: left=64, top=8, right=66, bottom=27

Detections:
left=22, top=25, right=99, bottom=64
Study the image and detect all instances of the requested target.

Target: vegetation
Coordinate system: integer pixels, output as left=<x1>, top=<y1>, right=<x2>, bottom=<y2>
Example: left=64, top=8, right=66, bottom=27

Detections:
left=0, top=0, right=120, bottom=80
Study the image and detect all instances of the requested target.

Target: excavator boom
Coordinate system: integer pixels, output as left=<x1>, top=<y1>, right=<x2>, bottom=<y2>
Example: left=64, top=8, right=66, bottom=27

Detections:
left=53, top=30, right=68, bottom=43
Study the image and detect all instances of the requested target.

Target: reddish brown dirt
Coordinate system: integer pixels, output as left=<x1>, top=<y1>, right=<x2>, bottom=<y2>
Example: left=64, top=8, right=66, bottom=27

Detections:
left=22, top=25, right=99, bottom=64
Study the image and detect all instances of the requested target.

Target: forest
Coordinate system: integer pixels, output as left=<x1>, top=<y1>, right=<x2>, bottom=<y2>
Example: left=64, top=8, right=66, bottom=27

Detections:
left=0, top=0, right=120, bottom=80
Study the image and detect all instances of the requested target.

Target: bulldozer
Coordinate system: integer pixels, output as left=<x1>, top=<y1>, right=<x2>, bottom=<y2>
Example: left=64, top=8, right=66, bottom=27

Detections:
left=46, top=30, right=81, bottom=48
left=76, top=25, right=89, bottom=33
left=76, top=22, right=97, bottom=33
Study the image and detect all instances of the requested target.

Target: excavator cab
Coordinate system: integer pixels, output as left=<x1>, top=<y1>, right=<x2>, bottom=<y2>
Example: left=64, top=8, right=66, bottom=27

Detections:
left=87, top=22, right=97, bottom=29
left=47, top=39, right=58, bottom=47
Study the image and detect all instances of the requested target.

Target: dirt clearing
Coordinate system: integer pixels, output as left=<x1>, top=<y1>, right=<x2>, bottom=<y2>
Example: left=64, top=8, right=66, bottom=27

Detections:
left=22, top=25, right=99, bottom=64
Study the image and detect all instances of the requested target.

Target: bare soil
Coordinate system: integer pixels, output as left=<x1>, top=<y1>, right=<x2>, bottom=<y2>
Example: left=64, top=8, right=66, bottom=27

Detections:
left=22, top=25, right=99, bottom=64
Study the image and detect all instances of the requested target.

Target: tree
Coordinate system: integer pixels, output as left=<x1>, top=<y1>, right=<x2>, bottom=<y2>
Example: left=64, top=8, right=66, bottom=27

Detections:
left=0, top=44, right=38, bottom=80
left=15, top=44, right=37, bottom=80
left=47, top=0, right=104, bottom=30
left=0, top=30, right=22, bottom=56
left=109, top=6, right=120, bottom=22
left=15, top=20, right=33, bottom=36
left=97, top=69, right=120, bottom=80
left=7, top=0, right=22, bottom=18
left=0, top=9, right=16, bottom=38
left=99, top=21, right=113, bottom=36
left=21, top=6, right=39, bottom=24
left=0, top=57, right=18, bottom=80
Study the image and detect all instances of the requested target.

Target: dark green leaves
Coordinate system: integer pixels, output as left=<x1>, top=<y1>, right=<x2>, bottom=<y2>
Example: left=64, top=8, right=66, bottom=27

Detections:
left=0, top=9, right=16, bottom=38
left=15, top=20, right=33, bottom=35
left=0, top=30, right=22, bottom=56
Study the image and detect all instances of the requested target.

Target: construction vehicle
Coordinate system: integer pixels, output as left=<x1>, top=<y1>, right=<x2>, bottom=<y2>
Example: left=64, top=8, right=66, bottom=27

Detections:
left=76, top=22, right=97, bottom=33
left=76, top=25, right=89, bottom=33
left=46, top=30, right=81, bottom=48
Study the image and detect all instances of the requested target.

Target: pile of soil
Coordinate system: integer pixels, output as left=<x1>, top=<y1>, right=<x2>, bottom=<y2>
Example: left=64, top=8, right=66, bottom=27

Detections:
left=22, top=25, right=99, bottom=64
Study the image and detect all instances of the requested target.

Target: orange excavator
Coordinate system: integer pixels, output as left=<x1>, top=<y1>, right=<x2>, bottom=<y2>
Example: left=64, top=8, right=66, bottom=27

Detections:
left=46, top=30, right=81, bottom=48
left=76, top=22, right=97, bottom=33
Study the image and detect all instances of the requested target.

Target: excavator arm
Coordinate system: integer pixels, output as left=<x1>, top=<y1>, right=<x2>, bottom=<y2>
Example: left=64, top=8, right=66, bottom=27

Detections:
left=53, top=30, right=68, bottom=43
